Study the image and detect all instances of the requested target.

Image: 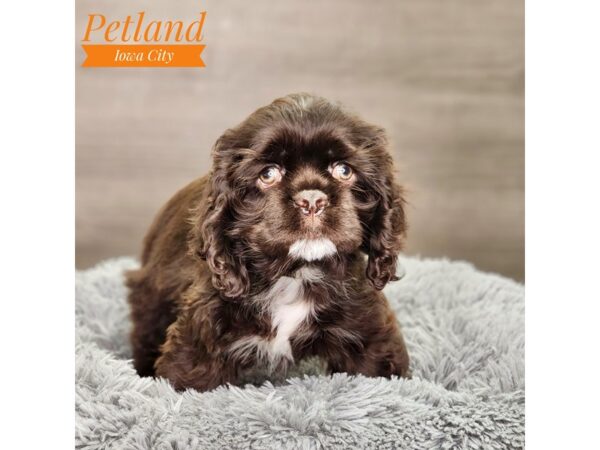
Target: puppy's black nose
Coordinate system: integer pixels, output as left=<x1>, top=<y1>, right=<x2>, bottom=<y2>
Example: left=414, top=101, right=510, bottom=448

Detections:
left=294, top=190, right=328, bottom=216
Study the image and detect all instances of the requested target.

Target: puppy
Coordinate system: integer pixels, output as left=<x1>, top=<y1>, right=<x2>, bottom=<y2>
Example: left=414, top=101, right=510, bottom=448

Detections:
left=126, top=93, right=410, bottom=391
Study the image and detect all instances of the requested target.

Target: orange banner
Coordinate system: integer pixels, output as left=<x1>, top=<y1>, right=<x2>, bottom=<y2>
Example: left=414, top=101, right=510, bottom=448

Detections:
left=82, top=45, right=206, bottom=68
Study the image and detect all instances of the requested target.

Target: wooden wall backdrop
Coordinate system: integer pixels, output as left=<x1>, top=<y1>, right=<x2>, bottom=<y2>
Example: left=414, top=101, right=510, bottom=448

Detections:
left=76, top=0, right=524, bottom=281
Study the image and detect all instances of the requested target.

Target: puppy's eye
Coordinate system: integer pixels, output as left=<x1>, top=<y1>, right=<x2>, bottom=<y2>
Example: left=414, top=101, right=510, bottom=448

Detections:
left=330, top=162, right=354, bottom=182
left=258, top=166, right=283, bottom=188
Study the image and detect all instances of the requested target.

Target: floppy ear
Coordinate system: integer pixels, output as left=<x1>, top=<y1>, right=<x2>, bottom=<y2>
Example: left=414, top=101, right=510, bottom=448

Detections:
left=359, top=129, right=407, bottom=290
left=190, top=161, right=250, bottom=299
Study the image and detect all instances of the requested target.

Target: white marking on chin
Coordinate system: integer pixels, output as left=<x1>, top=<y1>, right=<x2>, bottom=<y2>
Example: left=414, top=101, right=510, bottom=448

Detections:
left=288, top=238, right=337, bottom=261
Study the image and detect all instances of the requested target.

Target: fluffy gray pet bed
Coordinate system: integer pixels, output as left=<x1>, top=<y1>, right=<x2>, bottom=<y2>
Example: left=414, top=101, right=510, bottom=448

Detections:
left=76, top=257, right=524, bottom=449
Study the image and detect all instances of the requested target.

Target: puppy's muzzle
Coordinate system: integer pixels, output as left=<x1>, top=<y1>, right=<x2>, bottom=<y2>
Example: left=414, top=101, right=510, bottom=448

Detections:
left=294, top=190, right=328, bottom=217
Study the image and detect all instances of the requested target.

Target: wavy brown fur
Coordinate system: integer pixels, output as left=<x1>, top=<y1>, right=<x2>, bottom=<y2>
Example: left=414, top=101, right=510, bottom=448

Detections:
left=126, top=93, right=410, bottom=391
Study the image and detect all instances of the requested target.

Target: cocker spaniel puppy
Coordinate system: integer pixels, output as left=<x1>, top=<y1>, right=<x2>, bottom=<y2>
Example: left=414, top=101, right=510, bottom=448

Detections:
left=127, top=93, right=410, bottom=391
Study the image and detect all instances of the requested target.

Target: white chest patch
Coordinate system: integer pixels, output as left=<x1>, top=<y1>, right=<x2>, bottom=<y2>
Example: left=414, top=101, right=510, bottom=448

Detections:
left=229, top=274, right=315, bottom=370
left=288, top=238, right=337, bottom=261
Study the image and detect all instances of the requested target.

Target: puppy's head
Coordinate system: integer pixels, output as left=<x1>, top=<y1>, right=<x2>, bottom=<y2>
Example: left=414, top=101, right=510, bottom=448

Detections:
left=195, top=93, right=406, bottom=298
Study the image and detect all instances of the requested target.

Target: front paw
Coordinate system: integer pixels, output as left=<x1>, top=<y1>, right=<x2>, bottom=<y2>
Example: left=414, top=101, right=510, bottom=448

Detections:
left=379, top=355, right=411, bottom=379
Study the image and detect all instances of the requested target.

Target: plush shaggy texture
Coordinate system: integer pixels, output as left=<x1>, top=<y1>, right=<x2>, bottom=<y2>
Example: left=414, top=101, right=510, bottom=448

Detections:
left=75, top=257, right=524, bottom=450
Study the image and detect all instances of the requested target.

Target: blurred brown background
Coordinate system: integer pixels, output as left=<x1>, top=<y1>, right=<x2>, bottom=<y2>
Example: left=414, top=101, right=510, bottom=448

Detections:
left=76, top=0, right=524, bottom=281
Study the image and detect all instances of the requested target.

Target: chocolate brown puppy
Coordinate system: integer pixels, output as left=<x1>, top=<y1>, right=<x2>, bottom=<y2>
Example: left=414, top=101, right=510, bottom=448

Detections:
left=126, top=93, right=410, bottom=391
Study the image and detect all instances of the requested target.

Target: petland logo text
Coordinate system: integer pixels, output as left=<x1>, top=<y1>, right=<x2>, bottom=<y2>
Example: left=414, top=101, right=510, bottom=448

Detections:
left=81, top=11, right=207, bottom=68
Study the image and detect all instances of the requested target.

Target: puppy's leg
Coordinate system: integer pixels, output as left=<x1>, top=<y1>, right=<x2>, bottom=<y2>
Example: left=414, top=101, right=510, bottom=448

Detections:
left=154, top=300, right=236, bottom=392
left=126, top=270, right=177, bottom=377
left=326, top=301, right=410, bottom=379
